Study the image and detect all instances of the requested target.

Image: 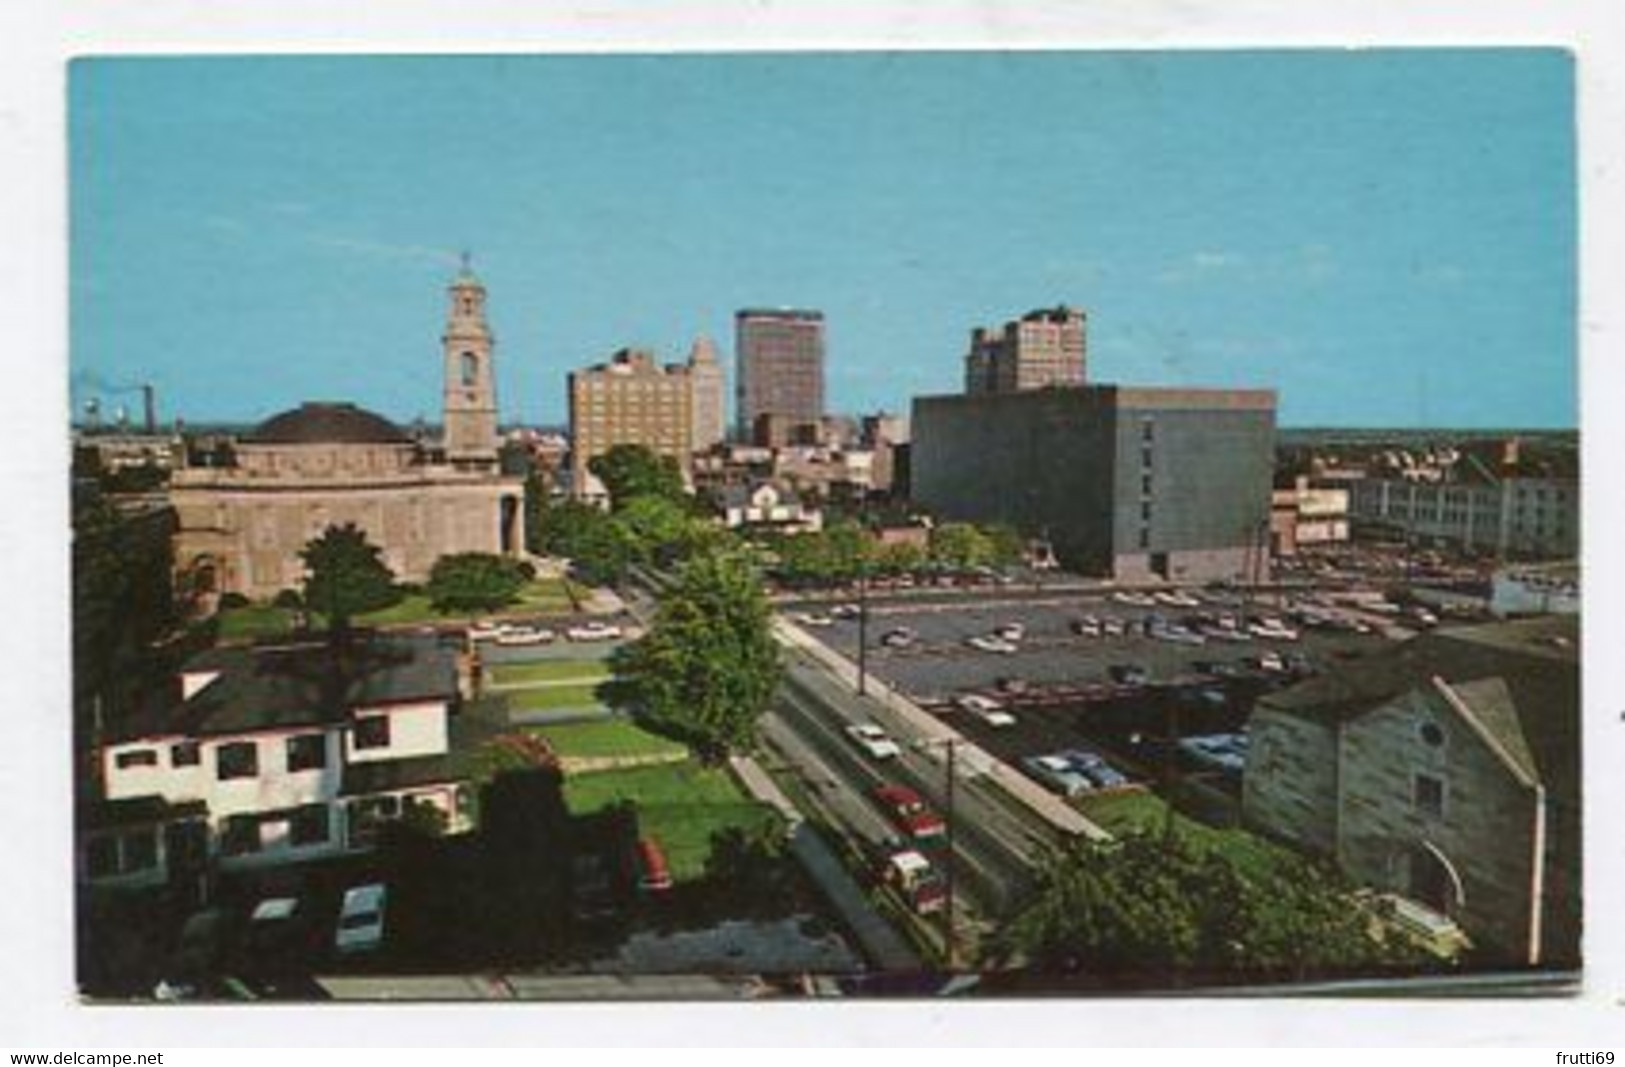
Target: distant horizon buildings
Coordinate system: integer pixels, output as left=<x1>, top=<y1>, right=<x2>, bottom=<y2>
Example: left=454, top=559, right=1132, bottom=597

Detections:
left=734, top=308, right=826, bottom=441
left=567, top=343, right=724, bottom=499
left=965, top=305, right=1087, bottom=396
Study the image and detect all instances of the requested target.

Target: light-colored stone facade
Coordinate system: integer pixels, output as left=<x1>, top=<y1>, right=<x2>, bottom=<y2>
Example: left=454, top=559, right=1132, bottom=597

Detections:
left=568, top=347, right=706, bottom=497
left=170, top=269, right=525, bottom=601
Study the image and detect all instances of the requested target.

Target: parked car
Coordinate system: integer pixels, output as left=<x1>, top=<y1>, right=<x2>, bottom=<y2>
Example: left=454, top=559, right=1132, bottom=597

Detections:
left=633, top=837, right=673, bottom=893
left=335, top=883, right=388, bottom=955
left=567, top=621, right=623, bottom=641
left=1022, top=754, right=1095, bottom=797
left=1112, top=591, right=1158, bottom=607
left=1150, top=623, right=1207, bottom=646
left=797, top=612, right=835, bottom=628
left=1178, top=733, right=1249, bottom=773
left=994, top=622, right=1026, bottom=642
left=1100, top=617, right=1128, bottom=637
left=467, top=621, right=506, bottom=642
left=846, top=722, right=902, bottom=760
left=871, top=784, right=946, bottom=842
left=1247, top=619, right=1301, bottom=642
left=995, top=675, right=1029, bottom=696
left=1070, top=615, right=1102, bottom=637
left=1254, top=651, right=1288, bottom=673
left=880, top=627, right=917, bottom=649
left=240, top=896, right=320, bottom=974
left=966, top=635, right=1018, bottom=655
left=1109, top=663, right=1150, bottom=686
left=1154, top=590, right=1201, bottom=608
left=830, top=603, right=862, bottom=619
left=496, top=624, right=555, bottom=646
left=1062, top=748, right=1130, bottom=789
left=954, top=693, right=1016, bottom=728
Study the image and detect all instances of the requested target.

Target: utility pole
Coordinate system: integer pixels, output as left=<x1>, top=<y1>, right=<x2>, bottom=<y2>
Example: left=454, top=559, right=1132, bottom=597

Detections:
left=944, top=737, right=958, bottom=970
left=856, top=568, right=869, bottom=697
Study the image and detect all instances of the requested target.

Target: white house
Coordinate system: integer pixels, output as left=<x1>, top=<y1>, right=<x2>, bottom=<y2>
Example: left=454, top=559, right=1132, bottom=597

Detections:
left=714, top=480, right=822, bottom=533
left=81, top=634, right=480, bottom=891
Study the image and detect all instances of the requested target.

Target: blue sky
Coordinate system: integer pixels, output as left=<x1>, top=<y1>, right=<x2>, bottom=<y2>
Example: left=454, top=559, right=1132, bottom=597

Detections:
left=69, top=51, right=1576, bottom=429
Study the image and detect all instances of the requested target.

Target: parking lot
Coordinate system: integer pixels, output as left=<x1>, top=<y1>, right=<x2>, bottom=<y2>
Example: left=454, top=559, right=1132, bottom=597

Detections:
left=787, top=590, right=1395, bottom=804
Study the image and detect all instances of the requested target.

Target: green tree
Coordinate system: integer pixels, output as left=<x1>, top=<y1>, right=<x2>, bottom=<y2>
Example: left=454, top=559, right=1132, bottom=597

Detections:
left=611, top=548, right=781, bottom=761
left=876, top=540, right=927, bottom=577
left=523, top=470, right=552, bottom=556
left=1005, top=831, right=1429, bottom=986
left=426, top=552, right=529, bottom=614
left=589, top=444, right=686, bottom=509
left=929, top=522, right=994, bottom=572
left=617, top=495, right=696, bottom=561
left=300, top=523, right=399, bottom=634
left=982, top=523, right=1027, bottom=569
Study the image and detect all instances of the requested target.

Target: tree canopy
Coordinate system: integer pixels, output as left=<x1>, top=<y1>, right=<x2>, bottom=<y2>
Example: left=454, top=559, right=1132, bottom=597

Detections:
left=299, top=523, right=399, bottom=632
left=426, top=552, right=529, bottom=614
left=928, top=522, right=995, bottom=572
left=1005, top=830, right=1431, bottom=986
left=589, top=444, right=686, bottom=509
left=611, top=549, right=781, bottom=761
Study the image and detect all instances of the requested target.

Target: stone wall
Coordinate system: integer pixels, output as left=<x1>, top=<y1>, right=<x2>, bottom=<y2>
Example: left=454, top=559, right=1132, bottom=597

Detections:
left=1241, top=705, right=1339, bottom=855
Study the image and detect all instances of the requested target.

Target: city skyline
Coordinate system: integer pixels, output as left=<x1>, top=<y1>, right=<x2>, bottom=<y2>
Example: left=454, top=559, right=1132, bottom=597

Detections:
left=70, top=51, right=1576, bottom=430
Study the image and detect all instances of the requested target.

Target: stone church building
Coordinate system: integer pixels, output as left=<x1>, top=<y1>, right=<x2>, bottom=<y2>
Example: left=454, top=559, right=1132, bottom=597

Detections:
left=170, top=266, right=526, bottom=601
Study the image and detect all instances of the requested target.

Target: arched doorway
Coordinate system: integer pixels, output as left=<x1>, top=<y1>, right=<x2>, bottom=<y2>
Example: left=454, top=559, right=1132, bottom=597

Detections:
left=1408, top=840, right=1466, bottom=917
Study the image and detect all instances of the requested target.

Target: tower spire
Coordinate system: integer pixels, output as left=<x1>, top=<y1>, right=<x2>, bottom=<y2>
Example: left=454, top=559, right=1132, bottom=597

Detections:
left=441, top=263, right=498, bottom=469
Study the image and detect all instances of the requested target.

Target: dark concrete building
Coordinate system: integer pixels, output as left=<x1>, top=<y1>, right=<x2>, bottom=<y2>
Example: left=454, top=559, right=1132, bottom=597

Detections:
left=964, top=306, right=1087, bottom=395
left=911, top=385, right=1276, bottom=581
left=735, top=308, right=825, bottom=440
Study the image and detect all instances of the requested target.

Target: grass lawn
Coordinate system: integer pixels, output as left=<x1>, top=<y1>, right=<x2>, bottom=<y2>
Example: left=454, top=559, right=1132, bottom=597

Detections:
left=563, top=760, right=777, bottom=882
left=216, top=604, right=299, bottom=641
left=527, top=719, right=686, bottom=762
left=507, top=682, right=609, bottom=712
left=490, top=659, right=613, bottom=687
left=1078, top=789, right=1291, bottom=881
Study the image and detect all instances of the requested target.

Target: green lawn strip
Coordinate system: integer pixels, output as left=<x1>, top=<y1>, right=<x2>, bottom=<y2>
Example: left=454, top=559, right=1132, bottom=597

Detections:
left=1077, top=789, right=1289, bottom=881
left=563, top=761, right=776, bottom=882
left=508, top=683, right=608, bottom=712
left=217, top=604, right=298, bottom=641
left=490, top=659, right=613, bottom=687
left=525, top=719, right=686, bottom=762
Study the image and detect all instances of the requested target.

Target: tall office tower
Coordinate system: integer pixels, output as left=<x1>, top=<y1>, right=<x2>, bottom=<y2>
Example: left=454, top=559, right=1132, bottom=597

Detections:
left=568, top=348, right=696, bottom=498
left=687, top=336, right=727, bottom=452
left=964, top=306, right=1087, bottom=396
left=734, top=308, right=825, bottom=440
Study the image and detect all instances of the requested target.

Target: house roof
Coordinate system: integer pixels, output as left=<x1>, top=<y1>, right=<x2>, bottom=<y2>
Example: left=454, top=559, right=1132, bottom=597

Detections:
left=110, top=634, right=459, bottom=743
left=1260, top=614, right=1578, bottom=800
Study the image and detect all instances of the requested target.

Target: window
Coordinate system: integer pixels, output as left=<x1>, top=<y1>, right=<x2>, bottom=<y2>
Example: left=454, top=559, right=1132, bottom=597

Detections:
left=286, top=733, right=327, bottom=773
left=220, top=815, right=261, bottom=856
left=216, top=741, right=259, bottom=781
left=1141, top=474, right=1153, bottom=496
left=1414, top=774, right=1445, bottom=818
left=171, top=741, right=201, bottom=767
left=1141, top=419, right=1155, bottom=442
left=290, top=804, right=330, bottom=847
left=1419, top=722, right=1445, bottom=747
left=461, top=351, right=479, bottom=387
left=1138, top=528, right=1151, bottom=549
left=1141, top=502, right=1153, bottom=522
left=115, top=749, right=158, bottom=770
left=354, top=715, right=391, bottom=751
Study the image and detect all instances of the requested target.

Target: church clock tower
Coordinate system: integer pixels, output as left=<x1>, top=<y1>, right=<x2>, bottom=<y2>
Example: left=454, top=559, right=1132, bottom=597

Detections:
left=442, top=255, right=500, bottom=470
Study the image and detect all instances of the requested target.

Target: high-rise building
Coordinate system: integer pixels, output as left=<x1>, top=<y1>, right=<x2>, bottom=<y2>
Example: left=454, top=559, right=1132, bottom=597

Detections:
left=441, top=263, right=501, bottom=469
left=568, top=349, right=696, bottom=498
left=964, top=306, right=1087, bottom=395
left=687, top=336, right=727, bottom=453
left=912, top=385, right=1276, bottom=582
left=735, top=308, right=825, bottom=439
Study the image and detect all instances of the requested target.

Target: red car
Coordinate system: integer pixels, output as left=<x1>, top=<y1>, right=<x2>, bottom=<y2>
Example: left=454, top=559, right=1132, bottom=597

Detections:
left=871, top=784, right=946, bottom=842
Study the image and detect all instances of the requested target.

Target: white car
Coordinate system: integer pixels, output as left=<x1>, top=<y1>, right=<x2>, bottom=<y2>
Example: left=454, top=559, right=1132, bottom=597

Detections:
left=467, top=621, right=505, bottom=642
left=1247, top=621, right=1301, bottom=642
left=797, top=612, right=835, bottom=627
left=994, top=622, right=1026, bottom=642
left=830, top=604, right=862, bottom=620
left=880, top=627, right=917, bottom=649
left=496, top=625, right=555, bottom=646
left=1154, top=590, right=1201, bottom=608
left=966, top=635, right=1018, bottom=655
left=567, top=621, right=623, bottom=641
left=335, top=883, right=387, bottom=955
left=955, top=693, right=1016, bottom=728
left=1112, top=591, right=1157, bottom=607
left=846, top=723, right=902, bottom=760
left=1070, top=616, right=1101, bottom=637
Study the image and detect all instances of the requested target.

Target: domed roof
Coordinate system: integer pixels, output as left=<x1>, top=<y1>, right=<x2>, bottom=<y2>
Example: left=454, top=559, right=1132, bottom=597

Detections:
left=249, top=402, right=410, bottom=445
